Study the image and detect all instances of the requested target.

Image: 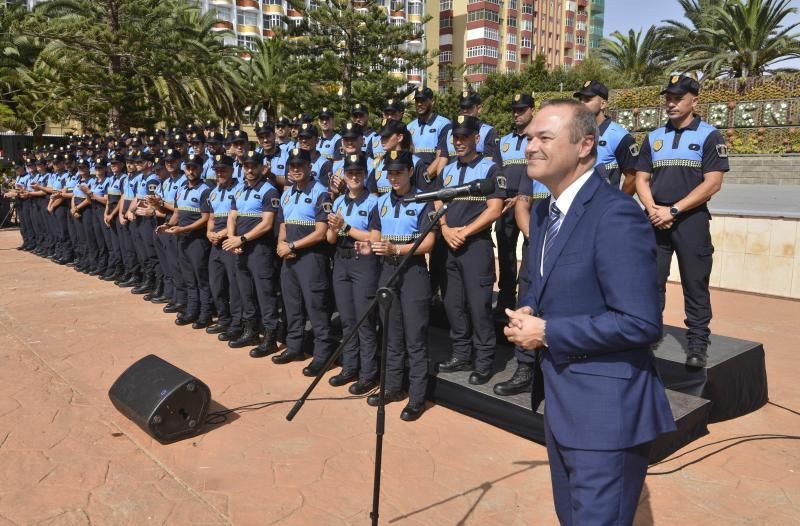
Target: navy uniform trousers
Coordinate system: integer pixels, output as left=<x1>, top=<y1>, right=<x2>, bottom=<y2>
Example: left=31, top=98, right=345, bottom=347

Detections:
left=178, top=233, right=212, bottom=320
left=118, top=204, right=140, bottom=276
left=494, top=206, right=520, bottom=311
left=162, top=229, right=187, bottom=306
left=100, top=212, right=123, bottom=274
left=209, top=243, right=242, bottom=331
left=332, top=252, right=379, bottom=382
left=154, top=226, right=174, bottom=297
left=53, top=204, right=73, bottom=261
left=236, top=239, right=279, bottom=333
left=89, top=205, right=109, bottom=272
left=379, top=255, right=431, bottom=404
left=134, top=215, right=160, bottom=278
left=442, top=234, right=497, bottom=371
left=655, top=205, right=714, bottom=348
left=281, top=250, right=337, bottom=362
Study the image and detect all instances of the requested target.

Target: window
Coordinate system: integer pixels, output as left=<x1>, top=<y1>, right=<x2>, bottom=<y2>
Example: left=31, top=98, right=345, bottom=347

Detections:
left=576, top=35, right=585, bottom=45
left=521, top=37, right=531, bottom=48
left=469, top=0, right=501, bottom=4
left=507, top=16, right=517, bottom=27
left=412, top=22, right=423, bottom=35
left=467, top=63, right=497, bottom=75
left=237, top=10, right=259, bottom=26
left=577, top=22, right=586, bottom=31
left=238, top=35, right=258, bottom=51
left=507, top=32, right=517, bottom=45
left=506, top=50, right=517, bottom=62
left=439, top=16, right=452, bottom=29
left=564, top=32, right=573, bottom=42
left=262, top=0, right=282, bottom=5
left=309, top=0, right=320, bottom=10
left=565, top=1, right=576, bottom=11
left=466, top=45, right=499, bottom=59
left=439, top=50, right=452, bottom=62
left=408, top=0, right=423, bottom=15
left=440, top=0, right=452, bottom=9
left=576, top=50, right=585, bottom=60
left=484, top=27, right=500, bottom=40
left=509, top=0, right=517, bottom=10
left=213, top=6, right=232, bottom=21
left=264, top=14, right=282, bottom=28
left=521, top=19, right=532, bottom=31
left=565, top=15, right=574, bottom=26
left=522, top=3, right=533, bottom=14
left=390, top=17, right=405, bottom=26
left=468, top=9, right=500, bottom=23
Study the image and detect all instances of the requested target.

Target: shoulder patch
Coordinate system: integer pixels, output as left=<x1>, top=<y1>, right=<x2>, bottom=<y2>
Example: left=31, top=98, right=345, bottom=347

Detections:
left=715, top=144, right=728, bottom=158
left=322, top=202, right=332, bottom=214
left=653, top=139, right=663, bottom=152
left=502, top=142, right=509, bottom=152
left=271, top=197, right=279, bottom=208
left=496, top=175, right=507, bottom=190
left=629, top=143, right=640, bottom=157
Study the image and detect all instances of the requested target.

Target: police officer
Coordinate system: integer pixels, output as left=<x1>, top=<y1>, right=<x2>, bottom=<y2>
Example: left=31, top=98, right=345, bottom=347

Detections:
left=189, top=132, right=216, bottom=182
left=494, top=93, right=535, bottom=319
left=436, top=115, right=505, bottom=385
left=204, top=154, right=244, bottom=341
left=366, top=99, right=404, bottom=160
left=84, top=158, right=112, bottom=276
left=439, top=90, right=501, bottom=165
left=408, top=87, right=451, bottom=183
left=350, top=103, right=375, bottom=155
left=330, top=122, right=364, bottom=196
left=317, top=107, right=341, bottom=161
left=100, top=152, right=126, bottom=281
left=296, top=123, right=333, bottom=188
left=226, top=129, right=248, bottom=182
left=130, top=151, right=161, bottom=294
left=47, top=154, right=74, bottom=264
left=325, top=153, right=380, bottom=392
left=223, top=150, right=284, bottom=356
left=158, top=152, right=213, bottom=328
left=272, top=148, right=338, bottom=374
left=368, top=119, right=428, bottom=195
left=203, top=120, right=219, bottom=140
left=255, top=121, right=287, bottom=187
left=275, top=116, right=293, bottom=154
left=117, top=154, right=142, bottom=286
left=635, top=75, right=728, bottom=368
left=359, top=150, right=436, bottom=421
left=574, top=80, right=639, bottom=194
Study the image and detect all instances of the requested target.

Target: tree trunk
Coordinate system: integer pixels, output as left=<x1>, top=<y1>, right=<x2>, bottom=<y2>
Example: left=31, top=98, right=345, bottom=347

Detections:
left=106, top=0, right=121, bottom=131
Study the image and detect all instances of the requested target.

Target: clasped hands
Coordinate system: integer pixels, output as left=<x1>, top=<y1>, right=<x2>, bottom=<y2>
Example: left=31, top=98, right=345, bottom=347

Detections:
left=648, top=205, right=674, bottom=230
left=503, top=306, right=546, bottom=351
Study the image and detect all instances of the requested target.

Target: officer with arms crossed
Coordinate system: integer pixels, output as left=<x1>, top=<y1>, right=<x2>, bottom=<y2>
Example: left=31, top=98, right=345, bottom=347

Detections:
left=635, top=75, right=728, bottom=368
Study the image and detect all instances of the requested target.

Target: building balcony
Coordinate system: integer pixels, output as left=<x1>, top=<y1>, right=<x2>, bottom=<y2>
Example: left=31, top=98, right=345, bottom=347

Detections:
left=262, top=4, right=284, bottom=13
left=236, top=0, right=259, bottom=8
left=577, top=0, right=587, bottom=7
left=237, top=24, right=259, bottom=34
left=212, top=21, right=234, bottom=30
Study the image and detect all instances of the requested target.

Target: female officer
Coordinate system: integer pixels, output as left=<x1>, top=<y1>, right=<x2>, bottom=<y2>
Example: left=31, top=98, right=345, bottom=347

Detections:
left=157, top=153, right=213, bottom=328
left=222, top=150, right=282, bottom=357
left=102, top=153, right=126, bottom=282
left=368, top=120, right=429, bottom=196
left=70, top=158, right=93, bottom=272
left=358, top=150, right=436, bottom=421
left=83, top=158, right=111, bottom=276
left=326, top=153, right=379, bottom=394
left=205, top=154, right=243, bottom=341
left=271, top=148, right=337, bottom=375
left=329, top=123, right=364, bottom=197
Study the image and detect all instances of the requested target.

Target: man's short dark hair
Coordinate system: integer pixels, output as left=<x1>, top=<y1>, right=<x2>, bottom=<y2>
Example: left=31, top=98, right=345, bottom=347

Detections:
left=540, top=99, right=598, bottom=160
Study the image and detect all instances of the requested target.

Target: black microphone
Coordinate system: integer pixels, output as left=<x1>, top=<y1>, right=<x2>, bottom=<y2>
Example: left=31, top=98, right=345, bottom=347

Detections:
left=403, top=178, right=495, bottom=203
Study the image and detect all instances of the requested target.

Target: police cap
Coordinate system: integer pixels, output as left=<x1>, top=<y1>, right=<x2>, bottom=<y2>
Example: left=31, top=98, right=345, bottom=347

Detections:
left=351, top=103, right=369, bottom=115
left=298, top=122, right=319, bottom=138
left=318, top=107, right=334, bottom=119
left=242, top=150, right=263, bottom=165
left=573, top=80, right=609, bottom=100
left=108, top=152, right=125, bottom=164
left=188, top=131, right=206, bottom=144
left=510, top=93, right=535, bottom=109
left=286, top=148, right=312, bottom=165
left=75, top=156, right=90, bottom=168
left=383, top=150, right=413, bottom=171
left=134, top=150, right=155, bottom=162
left=185, top=152, right=205, bottom=167
left=340, top=122, right=364, bottom=139
left=163, top=148, right=182, bottom=161
left=459, top=90, right=481, bottom=108
left=383, top=98, right=405, bottom=112
left=203, top=119, right=218, bottom=130
left=661, top=74, right=700, bottom=96
left=275, top=116, right=291, bottom=126
left=146, top=135, right=159, bottom=146
left=212, top=153, right=234, bottom=168
left=185, top=123, right=199, bottom=134
left=343, top=153, right=368, bottom=172
left=254, top=121, right=274, bottom=135
left=379, top=119, right=407, bottom=137
left=171, top=132, right=188, bottom=144
left=206, top=131, right=224, bottom=145
left=451, top=115, right=481, bottom=136
left=413, top=87, right=434, bottom=100
left=225, top=129, right=249, bottom=144
left=153, top=156, right=164, bottom=169
left=93, top=157, right=108, bottom=170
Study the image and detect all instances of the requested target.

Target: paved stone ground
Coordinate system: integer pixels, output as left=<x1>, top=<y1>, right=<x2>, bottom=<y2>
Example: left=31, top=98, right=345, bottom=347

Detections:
left=0, top=229, right=798, bottom=525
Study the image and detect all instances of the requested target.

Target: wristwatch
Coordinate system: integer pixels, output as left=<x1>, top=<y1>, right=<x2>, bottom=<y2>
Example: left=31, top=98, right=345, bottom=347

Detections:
left=288, top=241, right=296, bottom=251
left=240, top=235, right=247, bottom=244
left=342, top=224, right=352, bottom=235
left=669, top=206, right=680, bottom=217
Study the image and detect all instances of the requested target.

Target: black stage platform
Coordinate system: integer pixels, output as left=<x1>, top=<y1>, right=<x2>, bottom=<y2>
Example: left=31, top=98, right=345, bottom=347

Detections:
left=427, top=322, right=766, bottom=463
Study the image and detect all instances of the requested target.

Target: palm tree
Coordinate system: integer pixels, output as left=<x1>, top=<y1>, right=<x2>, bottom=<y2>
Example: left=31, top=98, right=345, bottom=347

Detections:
left=241, top=37, right=296, bottom=123
left=598, top=26, right=669, bottom=86
left=665, top=0, right=800, bottom=79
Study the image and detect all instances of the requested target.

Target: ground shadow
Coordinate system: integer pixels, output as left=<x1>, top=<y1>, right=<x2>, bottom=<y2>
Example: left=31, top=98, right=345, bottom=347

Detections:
left=389, top=460, right=547, bottom=525
left=634, top=482, right=654, bottom=526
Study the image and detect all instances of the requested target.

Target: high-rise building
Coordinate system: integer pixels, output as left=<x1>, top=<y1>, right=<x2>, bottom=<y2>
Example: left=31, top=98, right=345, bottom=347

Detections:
left=427, top=0, right=604, bottom=89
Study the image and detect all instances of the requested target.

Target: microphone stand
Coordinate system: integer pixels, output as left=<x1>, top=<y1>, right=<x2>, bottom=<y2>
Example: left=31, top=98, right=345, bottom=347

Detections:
left=287, top=201, right=450, bottom=526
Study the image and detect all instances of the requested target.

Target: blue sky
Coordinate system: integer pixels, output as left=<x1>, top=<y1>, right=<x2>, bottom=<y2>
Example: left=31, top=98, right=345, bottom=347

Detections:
left=603, top=0, right=800, bottom=69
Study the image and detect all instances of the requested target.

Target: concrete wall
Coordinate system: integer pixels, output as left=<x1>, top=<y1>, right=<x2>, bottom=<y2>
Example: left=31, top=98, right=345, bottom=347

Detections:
left=725, top=155, right=800, bottom=186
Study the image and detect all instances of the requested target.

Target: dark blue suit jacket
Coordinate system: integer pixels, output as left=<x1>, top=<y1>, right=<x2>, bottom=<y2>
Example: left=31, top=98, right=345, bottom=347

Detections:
left=522, top=170, right=676, bottom=451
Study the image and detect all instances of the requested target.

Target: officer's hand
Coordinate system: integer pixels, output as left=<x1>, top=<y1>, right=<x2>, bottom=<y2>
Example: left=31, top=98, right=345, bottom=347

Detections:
left=221, top=237, right=242, bottom=251
left=353, top=241, right=373, bottom=256
left=166, top=226, right=182, bottom=235
left=134, top=207, right=149, bottom=217
left=327, top=213, right=343, bottom=231
left=502, top=196, right=518, bottom=214
left=442, top=225, right=466, bottom=250
left=104, top=216, right=111, bottom=226
left=120, top=216, right=127, bottom=225
left=648, top=206, right=673, bottom=228
left=276, top=241, right=292, bottom=258
left=370, top=240, right=392, bottom=256
left=154, top=224, right=168, bottom=234
left=73, top=212, right=80, bottom=219
left=125, top=211, right=135, bottom=221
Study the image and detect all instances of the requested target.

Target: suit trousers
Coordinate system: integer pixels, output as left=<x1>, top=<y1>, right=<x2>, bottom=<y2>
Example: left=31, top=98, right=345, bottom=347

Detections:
left=654, top=206, right=713, bottom=348
left=442, top=234, right=497, bottom=371
left=545, top=421, right=650, bottom=526
left=332, top=253, right=379, bottom=382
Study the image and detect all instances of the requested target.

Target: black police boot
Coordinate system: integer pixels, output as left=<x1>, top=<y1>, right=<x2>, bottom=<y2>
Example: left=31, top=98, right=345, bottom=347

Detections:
left=271, top=349, right=305, bottom=365
left=348, top=378, right=378, bottom=395
left=192, top=317, right=211, bottom=330
left=329, top=370, right=358, bottom=387
left=228, top=320, right=259, bottom=349
left=249, top=331, right=278, bottom=358
left=163, top=303, right=184, bottom=314
left=437, top=357, right=473, bottom=373
left=144, top=279, right=164, bottom=302
left=366, top=391, right=405, bottom=407
left=468, top=369, right=494, bottom=386
left=114, top=272, right=130, bottom=286
left=218, top=326, right=241, bottom=342
left=493, top=361, right=533, bottom=396
left=175, top=313, right=196, bottom=326
left=400, top=402, right=426, bottom=422
left=302, top=359, right=329, bottom=377
left=206, top=322, right=228, bottom=335
left=131, top=273, right=154, bottom=294
left=118, top=273, right=140, bottom=287
left=686, top=347, right=708, bottom=369
left=276, top=319, right=288, bottom=345
left=100, top=268, right=117, bottom=281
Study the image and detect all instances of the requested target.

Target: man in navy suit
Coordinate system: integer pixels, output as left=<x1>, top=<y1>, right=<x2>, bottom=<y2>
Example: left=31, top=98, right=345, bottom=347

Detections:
left=504, top=99, right=675, bottom=525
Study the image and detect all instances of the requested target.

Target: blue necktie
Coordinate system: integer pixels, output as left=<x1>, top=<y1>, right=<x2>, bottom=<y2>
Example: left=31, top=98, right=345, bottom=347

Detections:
left=542, top=202, right=562, bottom=273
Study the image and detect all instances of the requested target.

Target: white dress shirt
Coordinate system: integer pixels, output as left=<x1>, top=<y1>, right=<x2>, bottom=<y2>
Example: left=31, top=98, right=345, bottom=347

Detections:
left=540, top=168, right=595, bottom=275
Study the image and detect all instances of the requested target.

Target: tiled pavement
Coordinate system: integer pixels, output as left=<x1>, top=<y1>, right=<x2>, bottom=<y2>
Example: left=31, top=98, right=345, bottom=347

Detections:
left=0, top=229, right=798, bottom=525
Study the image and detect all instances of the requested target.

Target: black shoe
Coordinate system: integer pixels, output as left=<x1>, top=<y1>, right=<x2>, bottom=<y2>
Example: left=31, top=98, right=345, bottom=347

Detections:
left=367, top=391, right=405, bottom=407
left=163, top=303, right=182, bottom=314
left=219, top=327, right=242, bottom=342
left=131, top=275, right=154, bottom=294
left=400, top=402, right=425, bottom=422
left=114, top=272, right=129, bottom=285
left=88, top=268, right=102, bottom=276
left=349, top=379, right=378, bottom=395
left=329, top=371, right=358, bottom=387
left=118, top=275, right=139, bottom=287
left=302, top=360, right=328, bottom=377
left=276, top=320, right=288, bottom=344
left=205, top=322, right=228, bottom=335
left=54, top=258, right=69, bottom=265
left=438, top=357, right=473, bottom=373
left=175, top=314, right=196, bottom=326
left=100, top=271, right=117, bottom=281
left=493, top=362, right=533, bottom=396
left=271, top=349, right=305, bottom=365
left=191, top=318, right=211, bottom=330
left=150, top=294, right=170, bottom=304
left=249, top=331, right=278, bottom=358
left=686, top=349, right=708, bottom=369
left=228, top=321, right=259, bottom=348
left=469, top=369, right=494, bottom=385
